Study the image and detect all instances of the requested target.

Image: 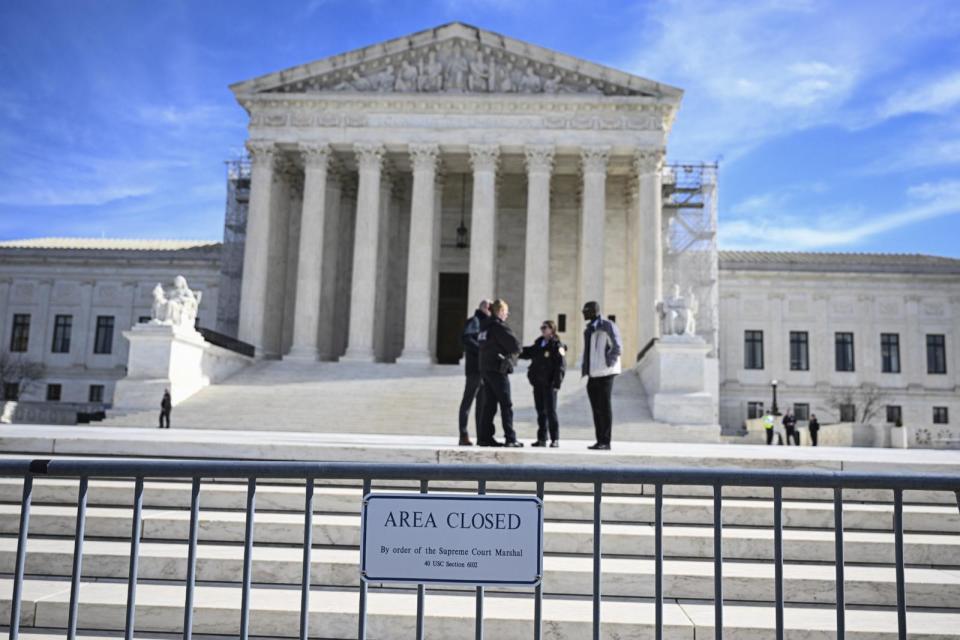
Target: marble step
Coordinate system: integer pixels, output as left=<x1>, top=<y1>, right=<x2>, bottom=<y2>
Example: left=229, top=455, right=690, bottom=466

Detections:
left=3, top=504, right=959, bottom=565
left=4, top=537, right=960, bottom=607
left=3, top=577, right=960, bottom=639
left=3, top=478, right=958, bottom=533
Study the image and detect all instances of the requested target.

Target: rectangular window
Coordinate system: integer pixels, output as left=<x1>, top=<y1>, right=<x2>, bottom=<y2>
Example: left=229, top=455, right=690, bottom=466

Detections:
left=138, top=315, right=151, bottom=324
left=933, top=407, right=949, bottom=425
left=2, top=383, right=19, bottom=401
left=886, top=405, right=902, bottom=425
left=88, top=384, right=104, bottom=403
left=46, top=384, right=61, bottom=402
left=835, top=332, right=855, bottom=372
left=881, top=333, right=901, bottom=373
left=789, top=331, right=809, bottom=371
left=793, top=403, right=810, bottom=421
left=9, top=314, right=30, bottom=352
left=747, top=401, right=765, bottom=420
left=557, top=314, right=567, bottom=333
left=927, top=334, right=947, bottom=374
left=839, top=403, right=856, bottom=423
left=744, top=330, right=764, bottom=370
left=93, top=316, right=115, bottom=354
left=51, top=314, right=73, bottom=353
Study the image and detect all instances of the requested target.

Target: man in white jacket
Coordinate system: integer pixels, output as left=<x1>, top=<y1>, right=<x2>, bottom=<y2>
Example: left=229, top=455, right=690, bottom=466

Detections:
left=581, top=301, right=622, bottom=450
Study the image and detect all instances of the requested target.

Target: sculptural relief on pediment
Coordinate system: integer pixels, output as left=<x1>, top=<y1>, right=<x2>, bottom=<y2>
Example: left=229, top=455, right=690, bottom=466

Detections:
left=271, top=39, right=645, bottom=97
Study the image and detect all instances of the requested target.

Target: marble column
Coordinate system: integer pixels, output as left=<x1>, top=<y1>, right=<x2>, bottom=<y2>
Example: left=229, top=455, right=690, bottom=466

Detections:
left=635, top=148, right=664, bottom=351
left=578, top=145, right=610, bottom=311
left=237, top=140, right=276, bottom=355
left=342, top=143, right=386, bottom=362
left=398, top=144, right=441, bottom=363
left=288, top=142, right=332, bottom=361
left=522, top=145, right=555, bottom=343
left=467, top=144, right=500, bottom=310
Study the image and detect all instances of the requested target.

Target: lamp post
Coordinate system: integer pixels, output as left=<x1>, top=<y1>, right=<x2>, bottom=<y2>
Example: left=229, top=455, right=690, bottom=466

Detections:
left=770, top=379, right=780, bottom=416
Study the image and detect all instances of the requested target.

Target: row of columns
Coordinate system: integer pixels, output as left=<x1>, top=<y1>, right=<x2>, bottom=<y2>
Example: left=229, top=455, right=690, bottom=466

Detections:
left=238, top=140, right=665, bottom=362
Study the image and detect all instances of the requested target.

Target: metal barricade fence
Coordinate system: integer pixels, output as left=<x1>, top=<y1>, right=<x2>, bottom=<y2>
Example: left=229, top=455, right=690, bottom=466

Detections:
left=2, top=458, right=959, bottom=640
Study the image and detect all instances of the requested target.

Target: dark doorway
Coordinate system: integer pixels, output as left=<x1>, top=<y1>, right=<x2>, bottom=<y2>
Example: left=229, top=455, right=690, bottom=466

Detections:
left=436, top=272, right=469, bottom=364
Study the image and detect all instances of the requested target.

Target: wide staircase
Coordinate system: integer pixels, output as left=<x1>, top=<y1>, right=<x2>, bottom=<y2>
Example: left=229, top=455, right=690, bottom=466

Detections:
left=2, top=464, right=960, bottom=637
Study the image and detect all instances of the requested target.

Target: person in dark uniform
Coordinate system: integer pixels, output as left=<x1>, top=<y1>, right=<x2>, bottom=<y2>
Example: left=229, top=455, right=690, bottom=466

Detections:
left=808, top=413, right=820, bottom=447
left=478, top=299, right=523, bottom=447
left=581, top=301, right=622, bottom=450
left=520, top=320, right=566, bottom=447
left=782, top=409, right=798, bottom=446
left=458, top=299, right=491, bottom=446
left=159, top=389, right=171, bottom=429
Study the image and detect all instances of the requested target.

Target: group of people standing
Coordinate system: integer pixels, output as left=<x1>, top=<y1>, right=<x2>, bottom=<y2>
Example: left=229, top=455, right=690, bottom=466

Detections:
left=763, top=409, right=821, bottom=446
left=458, top=298, right=622, bottom=450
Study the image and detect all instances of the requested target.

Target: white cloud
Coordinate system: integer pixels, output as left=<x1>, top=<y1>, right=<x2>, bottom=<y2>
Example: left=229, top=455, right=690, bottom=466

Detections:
left=720, top=179, right=960, bottom=249
left=628, top=0, right=960, bottom=161
left=879, top=71, right=960, bottom=120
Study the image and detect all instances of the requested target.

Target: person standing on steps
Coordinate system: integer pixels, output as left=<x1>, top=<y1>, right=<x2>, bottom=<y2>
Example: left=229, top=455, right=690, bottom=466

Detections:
left=519, top=320, right=566, bottom=448
left=458, top=299, right=492, bottom=446
left=159, top=389, right=172, bottom=429
left=581, top=301, right=621, bottom=450
left=782, top=409, right=798, bottom=446
left=478, top=299, right=523, bottom=447
left=808, top=413, right=820, bottom=447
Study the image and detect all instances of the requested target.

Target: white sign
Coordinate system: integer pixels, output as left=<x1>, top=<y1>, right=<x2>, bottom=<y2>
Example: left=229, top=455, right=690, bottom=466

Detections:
left=360, top=493, right=543, bottom=586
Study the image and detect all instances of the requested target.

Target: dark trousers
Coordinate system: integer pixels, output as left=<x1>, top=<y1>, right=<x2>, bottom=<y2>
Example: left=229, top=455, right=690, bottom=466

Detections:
left=480, top=371, right=516, bottom=443
left=810, top=429, right=818, bottom=446
left=765, top=428, right=774, bottom=445
left=159, top=410, right=170, bottom=429
left=458, top=373, right=484, bottom=437
left=532, top=381, right=559, bottom=443
left=586, top=375, right=615, bottom=445
left=785, top=425, right=796, bottom=445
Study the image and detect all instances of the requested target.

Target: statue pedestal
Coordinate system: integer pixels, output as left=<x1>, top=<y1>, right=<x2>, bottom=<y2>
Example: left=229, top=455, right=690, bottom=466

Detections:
left=637, top=336, right=719, bottom=429
left=113, top=323, right=252, bottom=411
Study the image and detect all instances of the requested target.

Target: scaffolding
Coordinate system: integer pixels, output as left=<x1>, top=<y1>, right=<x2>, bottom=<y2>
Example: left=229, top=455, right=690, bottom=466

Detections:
left=662, top=162, right=719, bottom=355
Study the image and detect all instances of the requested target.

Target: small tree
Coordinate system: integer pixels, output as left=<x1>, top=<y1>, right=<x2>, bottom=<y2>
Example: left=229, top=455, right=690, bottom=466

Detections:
left=821, top=385, right=886, bottom=424
left=0, top=350, right=45, bottom=401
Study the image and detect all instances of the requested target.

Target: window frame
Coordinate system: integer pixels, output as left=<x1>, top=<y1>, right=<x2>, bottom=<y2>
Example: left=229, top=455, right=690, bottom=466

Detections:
left=793, top=403, right=810, bottom=421
left=926, top=334, right=947, bottom=375
left=51, top=314, right=73, bottom=354
left=747, top=401, right=765, bottom=420
left=2, top=382, right=19, bottom=401
left=933, top=406, right=949, bottom=425
left=835, top=332, right=855, bottom=372
left=46, top=383, right=62, bottom=402
left=880, top=333, right=901, bottom=374
left=744, top=330, right=764, bottom=370
left=839, top=403, right=856, bottom=423
left=93, top=315, right=115, bottom=355
left=9, top=313, right=30, bottom=353
left=886, top=405, right=902, bottom=425
left=789, top=331, right=809, bottom=371
left=88, top=384, right=105, bottom=403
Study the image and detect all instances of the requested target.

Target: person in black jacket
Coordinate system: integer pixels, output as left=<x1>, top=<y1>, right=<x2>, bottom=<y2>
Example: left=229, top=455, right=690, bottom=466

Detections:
left=458, top=299, right=491, bottom=446
left=159, top=389, right=171, bottom=429
left=478, top=299, right=522, bottom=447
left=808, top=414, right=820, bottom=447
left=782, top=409, right=798, bottom=446
left=519, top=320, right=566, bottom=447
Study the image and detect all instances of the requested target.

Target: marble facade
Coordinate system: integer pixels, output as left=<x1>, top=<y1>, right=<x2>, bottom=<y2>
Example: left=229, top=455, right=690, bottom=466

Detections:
left=229, top=22, right=681, bottom=364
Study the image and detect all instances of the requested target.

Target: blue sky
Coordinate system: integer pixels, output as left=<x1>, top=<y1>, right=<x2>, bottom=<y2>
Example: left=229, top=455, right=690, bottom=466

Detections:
left=1, top=0, right=959, bottom=256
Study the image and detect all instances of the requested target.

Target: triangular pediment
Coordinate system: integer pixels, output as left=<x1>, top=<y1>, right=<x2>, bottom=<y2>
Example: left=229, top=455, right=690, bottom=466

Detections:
left=231, top=22, right=682, bottom=100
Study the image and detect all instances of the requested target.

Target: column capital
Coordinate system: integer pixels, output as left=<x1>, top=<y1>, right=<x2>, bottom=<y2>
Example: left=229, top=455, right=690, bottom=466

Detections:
left=246, top=140, right=276, bottom=168
left=299, top=142, right=332, bottom=170
left=634, top=148, right=665, bottom=175
left=580, top=145, right=610, bottom=174
left=469, top=144, right=500, bottom=173
left=524, top=145, right=556, bottom=174
left=354, top=143, right=386, bottom=171
left=409, top=143, right=441, bottom=172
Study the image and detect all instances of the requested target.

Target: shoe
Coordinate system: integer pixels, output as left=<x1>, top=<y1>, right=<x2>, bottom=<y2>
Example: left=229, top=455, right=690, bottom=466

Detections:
left=587, top=443, right=610, bottom=450
left=504, top=441, right=524, bottom=448
left=550, top=441, right=559, bottom=448
left=531, top=440, right=547, bottom=447
left=478, top=440, right=504, bottom=447
left=459, top=434, right=473, bottom=446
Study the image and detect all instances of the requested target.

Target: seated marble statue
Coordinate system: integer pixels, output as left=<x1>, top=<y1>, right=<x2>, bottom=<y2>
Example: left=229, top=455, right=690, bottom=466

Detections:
left=656, top=284, right=698, bottom=338
left=150, top=276, right=202, bottom=329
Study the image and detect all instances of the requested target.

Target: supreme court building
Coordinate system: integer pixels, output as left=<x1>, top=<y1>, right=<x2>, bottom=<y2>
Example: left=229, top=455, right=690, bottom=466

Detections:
left=229, top=22, right=685, bottom=367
